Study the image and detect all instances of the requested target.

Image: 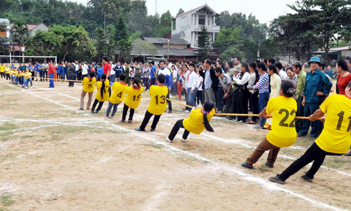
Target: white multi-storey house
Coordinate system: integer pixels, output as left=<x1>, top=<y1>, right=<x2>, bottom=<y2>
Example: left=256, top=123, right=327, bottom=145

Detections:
left=171, top=4, right=220, bottom=48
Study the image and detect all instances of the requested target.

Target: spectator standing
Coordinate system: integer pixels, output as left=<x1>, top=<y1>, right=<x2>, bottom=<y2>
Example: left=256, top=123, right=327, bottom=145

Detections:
left=325, top=65, right=334, bottom=78
left=185, top=63, right=198, bottom=112
left=134, top=61, right=142, bottom=81
left=233, top=63, right=250, bottom=123
left=68, top=62, right=75, bottom=87
left=48, top=61, right=55, bottom=88
left=276, top=62, right=288, bottom=82
left=43, top=61, right=49, bottom=81
left=216, top=67, right=232, bottom=114
left=298, top=57, right=332, bottom=140
left=292, top=62, right=306, bottom=134
left=102, top=57, right=111, bottom=78
left=171, top=65, right=178, bottom=96
left=114, top=62, right=124, bottom=82
left=157, top=60, right=173, bottom=113
left=150, top=61, right=157, bottom=85
left=247, top=62, right=260, bottom=124
left=286, top=67, right=298, bottom=99
left=336, top=59, right=351, bottom=95
left=143, top=63, right=150, bottom=91
left=199, top=59, right=218, bottom=109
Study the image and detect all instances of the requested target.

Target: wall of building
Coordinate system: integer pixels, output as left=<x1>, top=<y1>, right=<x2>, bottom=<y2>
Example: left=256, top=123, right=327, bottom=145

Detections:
left=30, top=24, right=48, bottom=37
left=342, top=50, right=351, bottom=57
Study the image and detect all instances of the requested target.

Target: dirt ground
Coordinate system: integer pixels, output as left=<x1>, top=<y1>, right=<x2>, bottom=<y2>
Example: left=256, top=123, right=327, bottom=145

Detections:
left=0, top=78, right=350, bottom=211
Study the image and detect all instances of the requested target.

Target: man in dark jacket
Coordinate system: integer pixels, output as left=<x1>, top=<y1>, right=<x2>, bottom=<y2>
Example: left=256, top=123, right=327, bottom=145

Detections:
left=200, top=59, right=219, bottom=109
left=67, top=62, right=76, bottom=87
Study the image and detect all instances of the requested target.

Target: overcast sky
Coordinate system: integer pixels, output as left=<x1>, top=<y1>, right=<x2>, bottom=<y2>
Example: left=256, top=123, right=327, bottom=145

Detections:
left=74, top=0, right=296, bottom=24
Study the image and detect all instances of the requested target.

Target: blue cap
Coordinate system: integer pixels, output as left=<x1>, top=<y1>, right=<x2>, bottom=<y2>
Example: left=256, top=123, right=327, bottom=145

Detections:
left=308, top=57, right=321, bottom=64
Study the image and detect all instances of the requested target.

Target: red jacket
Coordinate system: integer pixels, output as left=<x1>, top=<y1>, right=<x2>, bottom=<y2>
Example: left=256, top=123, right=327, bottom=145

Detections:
left=48, top=64, right=55, bottom=74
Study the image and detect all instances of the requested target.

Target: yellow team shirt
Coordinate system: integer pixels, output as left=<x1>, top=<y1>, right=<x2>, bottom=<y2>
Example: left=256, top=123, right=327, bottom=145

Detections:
left=25, top=72, right=31, bottom=79
left=110, top=82, right=128, bottom=104
left=183, top=108, right=215, bottom=135
left=82, top=77, right=96, bottom=93
left=317, top=94, right=351, bottom=154
left=5, top=68, right=10, bottom=74
left=147, top=85, right=169, bottom=115
left=266, top=96, right=297, bottom=147
left=124, top=86, right=143, bottom=109
left=95, top=80, right=110, bottom=102
left=0, top=66, right=4, bottom=72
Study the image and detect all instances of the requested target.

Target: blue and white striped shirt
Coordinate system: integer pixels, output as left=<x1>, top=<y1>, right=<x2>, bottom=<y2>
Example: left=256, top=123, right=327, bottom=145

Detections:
left=253, top=73, right=269, bottom=94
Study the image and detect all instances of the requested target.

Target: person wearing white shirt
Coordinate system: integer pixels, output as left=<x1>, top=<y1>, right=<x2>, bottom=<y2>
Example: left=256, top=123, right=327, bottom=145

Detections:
left=171, top=65, right=178, bottom=95
left=185, top=63, right=198, bottom=111
left=82, top=62, right=89, bottom=78
left=232, top=63, right=250, bottom=123
left=110, top=61, right=116, bottom=84
left=196, top=67, right=204, bottom=106
left=275, top=62, right=288, bottom=82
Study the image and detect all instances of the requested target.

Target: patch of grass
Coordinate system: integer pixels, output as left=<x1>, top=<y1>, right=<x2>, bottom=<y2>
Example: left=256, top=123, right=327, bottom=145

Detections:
left=144, top=143, right=163, bottom=149
left=0, top=123, right=18, bottom=131
left=258, top=164, right=272, bottom=172
left=1, top=193, right=15, bottom=206
left=0, top=132, right=12, bottom=142
left=20, top=135, right=34, bottom=139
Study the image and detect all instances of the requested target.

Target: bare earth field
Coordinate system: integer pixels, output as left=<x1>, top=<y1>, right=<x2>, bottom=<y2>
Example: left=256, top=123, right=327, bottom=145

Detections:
left=0, top=79, right=350, bottom=211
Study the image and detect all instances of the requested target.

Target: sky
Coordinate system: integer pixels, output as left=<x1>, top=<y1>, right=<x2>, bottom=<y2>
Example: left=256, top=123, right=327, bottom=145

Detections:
left=74, top=0, right=296, bottom=24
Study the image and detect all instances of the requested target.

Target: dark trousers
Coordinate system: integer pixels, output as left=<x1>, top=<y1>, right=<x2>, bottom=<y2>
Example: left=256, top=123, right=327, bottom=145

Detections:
left=166, top=91, right=172, bottom=112
left=249, top=91, right=259, bottom=122
left=139, top=110, right=161, bottom=131
left=69, top=75, right=74, bottom=87
left=196, top=90, right=203, bottom=105
left=144, top=78, right=149, bottom=90
left=168, top=119, right=190, bottom=141
left=280, top=143, right=342, bottom=180
left=122, top=104, right=135, bottom=121
left=258, top=92, right=269, bottom=127
left=151, top=78, right=156, bottom=86
left=215, top=88, right=224, bottom=112
left=231, top=91, right=240, bottom=118
left=43, top=70, right=48, bottom=80
left=77, top=72, right=82, bottom=81
left=238, top=90, right=249, bottom=122
left=5, top=74, right=10, bottom=80
left=91, top=99, right=104, bottom=112
left=0, top=72, right=4, bottom=78
left=223, top=92, right=234, bottom=113
left=39, top=70, right=43, bottom=81
left=295, top=96, right=304, bottom=133
left=300, top=103, right=321, bottom=137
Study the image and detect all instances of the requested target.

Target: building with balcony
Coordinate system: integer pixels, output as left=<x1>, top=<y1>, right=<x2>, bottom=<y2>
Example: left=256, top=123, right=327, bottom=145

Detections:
left=171, top=4, right=220, bottom=48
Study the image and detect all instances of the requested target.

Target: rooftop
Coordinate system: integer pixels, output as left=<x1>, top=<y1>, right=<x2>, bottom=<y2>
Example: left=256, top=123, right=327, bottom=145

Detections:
left=143, top=37, right=190, bottom=45
left=173, top=4, right=220, bottom=20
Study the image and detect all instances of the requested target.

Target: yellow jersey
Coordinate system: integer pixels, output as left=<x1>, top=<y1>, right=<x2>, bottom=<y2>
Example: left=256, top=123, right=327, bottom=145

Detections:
left=183, top=108, right=215, bottom=135
left=25, top=72, right=31, bottom=79
left=82, top=77, right=96, bottom=93
left=95, top=80, right=110, bottom=102
left=317, top=94, right=351, bottom=154
left=0, top=66, right=4, bottom=72
left=147, top=85, right=169, bottom=115
left=266, top=96, right=297, bottom=147
left=110, top=82, right=128, bottom=104
left=124, top=86, right=143, bottom=109
left=5, top=68, right=10, bottom=73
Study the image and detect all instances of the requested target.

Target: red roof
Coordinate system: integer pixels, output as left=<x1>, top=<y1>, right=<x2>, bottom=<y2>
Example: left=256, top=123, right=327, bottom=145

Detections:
left=330, top=46, right=351, bottom=51
left=9, top=22, right=48, bottom=31
left=173, top=4, right=219, bottom=20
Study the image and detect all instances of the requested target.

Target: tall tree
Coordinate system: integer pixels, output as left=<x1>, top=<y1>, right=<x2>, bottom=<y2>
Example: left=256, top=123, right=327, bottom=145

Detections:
left=114, top=15, right=132, bottom=61
left=176, top=8, right=184, bottom=17
left=154, top=10, right=173, bottom=37
left=197, top=26, right=212, bottom=61
left=0, top=22, right=10, bottom=54
left=94, top=28, right=108, bottom=62
left=10, top=21, right=29, bottom=62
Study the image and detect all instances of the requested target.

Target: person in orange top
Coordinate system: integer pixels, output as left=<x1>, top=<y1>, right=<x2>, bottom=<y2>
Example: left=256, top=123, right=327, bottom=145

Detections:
left=165, top=101, right=215, bottom=143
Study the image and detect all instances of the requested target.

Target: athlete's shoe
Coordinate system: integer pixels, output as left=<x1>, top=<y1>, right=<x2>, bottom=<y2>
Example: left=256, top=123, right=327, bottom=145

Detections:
left=181, top=138, right=186, bottom=142
left=344, top=150, right=351, bottom=156
left=269, top=175, right=286, bottom=184
left=79, top=107, right=84, bottom=110
left=165, top=138, right=173, bottom=143
left=241, top=162, right=253, bottom=169
left=150, top=128, right=155, bottom=132
left=135, top=127, right=145, bottom=131
left=265, top=162, right=274, bottom=168
left=301, top=174, right=313, bottom=182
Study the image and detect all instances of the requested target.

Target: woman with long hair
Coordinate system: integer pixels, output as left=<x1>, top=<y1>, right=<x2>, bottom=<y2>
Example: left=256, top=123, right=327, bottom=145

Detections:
left=247, top=62, right=260, bottom=124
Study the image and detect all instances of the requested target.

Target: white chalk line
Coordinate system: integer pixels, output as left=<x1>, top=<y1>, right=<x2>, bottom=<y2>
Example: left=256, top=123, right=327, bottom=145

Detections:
left=2, top=82, right=350, bottom=210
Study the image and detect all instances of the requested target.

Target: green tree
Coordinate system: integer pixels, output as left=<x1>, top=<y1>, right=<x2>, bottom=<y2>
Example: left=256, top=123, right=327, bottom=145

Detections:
left=197, top=26, right=212, bottom=61
left=154, top=10, right=173, bottom=37
left=176, top=8, right=185, bottom=17
left=0, top=22, right=10, bottom=54
left=10, top=21, right=29, bottom=62
left=114, top=15, right=132, bottom=61
left=94, top=28, right=108, bottom=62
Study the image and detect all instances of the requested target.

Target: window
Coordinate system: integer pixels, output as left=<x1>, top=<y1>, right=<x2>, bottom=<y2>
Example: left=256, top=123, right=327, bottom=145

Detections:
left=199, top=15, right=205, bottom=25
left=194, top=15, right=197, bottom=25
left=208, top=16, right=211, bottom=26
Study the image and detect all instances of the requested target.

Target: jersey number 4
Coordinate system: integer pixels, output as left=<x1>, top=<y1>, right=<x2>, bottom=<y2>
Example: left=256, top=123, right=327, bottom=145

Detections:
left=117, top=92, right=122, bottom=98
left=155, top=95, right=166, bottom=105
left=278, top=109, right=296, bottom=128
left=337, top=111, right=351, bottom=132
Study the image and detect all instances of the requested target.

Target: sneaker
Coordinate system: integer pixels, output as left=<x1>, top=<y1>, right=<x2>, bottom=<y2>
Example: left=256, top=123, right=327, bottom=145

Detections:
left=344, top=150, right=351, bottom=156
left=226, top=116, right=234, bottom=120
left=309, top=136, right=317, bottom=141
left=128, top=120, right=132, bottom=123
left=135, top=127, right=145, bottom=131
left=241, top=162, right=253, bottom=169
left=79, top=107, right=84, bottom=110
left=184, top=110, right=190, bottom=113
left=297, top=133, right=306, bottom=138
left=265, top=162, right=274, bottom=168
left=269, top=175, right=286, bottom=184
left=108, top=116, right=113, bottom=119
left=150, top=128, right=155, bottom=132
left=94, top=111, right=99, bottom=114
left=91, top=111, right=94, bottom=114
left=165, top=138, right=173, bottom=143
left=181, top=138, right=186, bottom=142
left=238, top=120, right=244, bottom=123
left=168, top=110, right=173, bottom=113
left=120, top=120, right=126, bottom=123
left=31, top=87, right=32, bottom=89
left=301, top=174, right=313, bottom=182
left=86, top=108, right=90, bottom=110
